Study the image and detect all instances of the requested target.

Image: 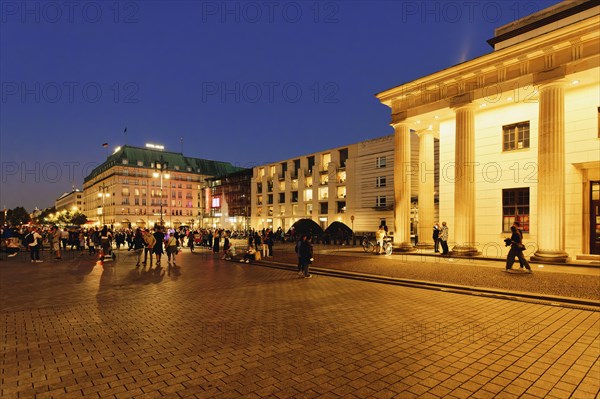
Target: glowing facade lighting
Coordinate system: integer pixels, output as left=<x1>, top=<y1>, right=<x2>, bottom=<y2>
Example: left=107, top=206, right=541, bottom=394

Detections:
left=145, top=143, right=165, bottom=150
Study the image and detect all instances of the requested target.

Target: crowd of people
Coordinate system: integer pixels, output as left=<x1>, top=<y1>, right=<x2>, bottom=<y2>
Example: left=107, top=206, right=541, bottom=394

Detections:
left=0, top=224, right=288, bottom=266
left=2, top=221, right=530, bottom=274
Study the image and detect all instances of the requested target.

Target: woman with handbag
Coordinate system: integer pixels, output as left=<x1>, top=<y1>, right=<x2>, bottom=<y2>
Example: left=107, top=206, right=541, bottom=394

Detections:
left=505, top=225, right=532, bottom=273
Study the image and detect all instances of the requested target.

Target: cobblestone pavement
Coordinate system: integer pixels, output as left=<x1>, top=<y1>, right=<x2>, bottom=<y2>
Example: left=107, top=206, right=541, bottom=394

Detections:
left=257, top=243, right=600, bottom=302
left=1, top=248, right=599, bottom=398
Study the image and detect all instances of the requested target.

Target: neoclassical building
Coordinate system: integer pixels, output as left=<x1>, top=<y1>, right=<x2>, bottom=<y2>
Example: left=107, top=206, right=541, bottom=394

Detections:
left=82, top=145, right=243, bottom=229
left=377, top=0, right=599, bottom=261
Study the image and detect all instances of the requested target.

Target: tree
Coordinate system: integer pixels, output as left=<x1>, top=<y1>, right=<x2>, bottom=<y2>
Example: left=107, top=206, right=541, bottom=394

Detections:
left=35, top=206, right=56, bottom=224
left=56, top=211, right=71, bottom=226
left=71, top=212, right=88, bottom=226
left=7, top=207, right=31, bottom=226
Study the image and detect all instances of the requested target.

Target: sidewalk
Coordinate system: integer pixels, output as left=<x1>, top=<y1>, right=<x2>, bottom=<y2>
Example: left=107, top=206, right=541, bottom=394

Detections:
left=236, top=242, right=600, bottom=305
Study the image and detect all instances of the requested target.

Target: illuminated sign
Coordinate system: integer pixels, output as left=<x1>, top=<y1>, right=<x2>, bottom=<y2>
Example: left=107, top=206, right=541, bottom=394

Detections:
left=212, top=197, right=221, bottom=208
left=145, top=143, right=165, bottom=150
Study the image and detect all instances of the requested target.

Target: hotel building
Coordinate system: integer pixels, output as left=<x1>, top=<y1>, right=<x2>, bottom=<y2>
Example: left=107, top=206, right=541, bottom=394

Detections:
left=82, top=145, right=243, bottom=229
left=377, top=0, right=600, bottom=260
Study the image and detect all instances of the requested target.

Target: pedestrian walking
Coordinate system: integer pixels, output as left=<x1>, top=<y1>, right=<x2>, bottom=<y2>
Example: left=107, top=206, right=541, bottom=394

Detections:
left=439, top=221, right=449, bottom=255
left=261, top=229, right=268, bottom=258
left=504, top=225, right=532, bottom=273
left=132, top=229, right=145, bottom=266
left=165, top=232, right=178, bottom=265
left=222, top=232, right=232, bottom=260
left=99, top=226, right=112, bottom=262
left=266, top=228, right=274, bottom=257
left=213, top=230, right=220, bottom=253
left=298, top=235, right=314, bottom=279
left=60, top=228, right=69, bottom=251
left=143, top=229, right=156, bottom=267
left=153, top=226, right=165, bottom=266
left=513, top=221, right=526, bottom=269
left=26, top=227, right=43, bottom=263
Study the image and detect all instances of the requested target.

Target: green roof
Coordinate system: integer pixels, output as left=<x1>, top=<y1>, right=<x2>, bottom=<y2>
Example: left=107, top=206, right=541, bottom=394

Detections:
left=84, top=145, right=245, bottom=182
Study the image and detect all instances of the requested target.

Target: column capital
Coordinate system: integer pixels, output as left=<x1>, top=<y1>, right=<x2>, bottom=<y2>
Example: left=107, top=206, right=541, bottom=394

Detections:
left=415, top=127, right=438, bottom=137
left=451, top=102, right=477, bottom=112
left=391, top=120, right=411, bottom=129
left=537, top=78, right=568, bottom=91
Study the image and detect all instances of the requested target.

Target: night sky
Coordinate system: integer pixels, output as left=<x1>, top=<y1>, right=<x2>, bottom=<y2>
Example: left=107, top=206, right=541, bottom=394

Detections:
left=1, top=0, right=563, bottom=211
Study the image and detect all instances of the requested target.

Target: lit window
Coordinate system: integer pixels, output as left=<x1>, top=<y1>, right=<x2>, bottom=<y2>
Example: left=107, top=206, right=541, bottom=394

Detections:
left=322, top=153, right=331, bottom=170
left=319, top=187, right=328, bottom=200
left=304, top=189, right=313, bottom=202
left=503, top=121, right=530, bottom=151
left=502, top=188, right=529, bottom=232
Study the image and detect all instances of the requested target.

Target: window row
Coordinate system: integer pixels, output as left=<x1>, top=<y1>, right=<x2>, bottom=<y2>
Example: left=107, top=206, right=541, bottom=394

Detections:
left=257, top=149, right=349, bottom=179
left=255, top=201, right=346, bottom=217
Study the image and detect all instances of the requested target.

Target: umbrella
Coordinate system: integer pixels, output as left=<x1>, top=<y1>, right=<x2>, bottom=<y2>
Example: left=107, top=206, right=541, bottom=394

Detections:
left=287, top=218, right=324, bottom=238
left=324, top=221, right=353, bottom=239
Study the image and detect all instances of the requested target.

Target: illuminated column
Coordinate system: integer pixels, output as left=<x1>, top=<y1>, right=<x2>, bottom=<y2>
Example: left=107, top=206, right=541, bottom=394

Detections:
left=416, top=129, right=435, bottom=249
left=452, top=104, right=479, bottom=256
left=532, top=81, right=569, bottom=262
left=393, top=122, right=415, bottom=251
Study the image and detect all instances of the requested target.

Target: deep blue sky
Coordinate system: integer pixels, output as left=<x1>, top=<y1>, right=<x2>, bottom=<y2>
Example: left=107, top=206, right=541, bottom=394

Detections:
left=1, top=0, right=563, bottom=211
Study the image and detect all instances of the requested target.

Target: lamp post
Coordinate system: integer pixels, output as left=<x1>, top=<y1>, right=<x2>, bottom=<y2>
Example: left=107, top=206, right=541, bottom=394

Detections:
left=98, top=184, right=110, bottom=226
left=153, top=159, right=170, bottom=226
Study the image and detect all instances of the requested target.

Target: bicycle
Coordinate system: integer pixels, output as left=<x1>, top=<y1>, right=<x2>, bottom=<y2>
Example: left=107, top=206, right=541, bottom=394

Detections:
left=362, top=236, right=393, bottom=256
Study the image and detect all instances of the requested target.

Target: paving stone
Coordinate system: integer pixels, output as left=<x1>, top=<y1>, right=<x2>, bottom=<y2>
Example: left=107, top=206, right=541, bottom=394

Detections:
left=0, top=250, right=598, bottom=398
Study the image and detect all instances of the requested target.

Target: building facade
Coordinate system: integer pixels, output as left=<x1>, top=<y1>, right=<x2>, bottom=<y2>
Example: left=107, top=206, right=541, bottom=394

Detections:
left=251, top=144, right=354, bottom=232
left=204, top=169, right=252, bottom=230
left=377, top=0, right=600, bottom=259
left=55, top=189, right=83, bottom=213
left=82, top=145, right=243, bottom=229
left=250, top=135, right=432, bottom=236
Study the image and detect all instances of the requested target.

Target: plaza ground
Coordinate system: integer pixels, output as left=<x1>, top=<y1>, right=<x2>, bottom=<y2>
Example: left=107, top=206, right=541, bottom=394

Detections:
left=0, top=243, right=598, bottom=398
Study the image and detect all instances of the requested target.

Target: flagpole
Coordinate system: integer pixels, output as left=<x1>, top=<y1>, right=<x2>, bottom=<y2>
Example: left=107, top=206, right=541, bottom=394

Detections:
left=124, top=127, right=128, bottom=145
left=180, top=137, right=183, bottom=154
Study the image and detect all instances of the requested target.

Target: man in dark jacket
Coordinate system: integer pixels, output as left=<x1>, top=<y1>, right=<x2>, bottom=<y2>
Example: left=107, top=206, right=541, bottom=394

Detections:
left=298, top=235, right=314, bottom=279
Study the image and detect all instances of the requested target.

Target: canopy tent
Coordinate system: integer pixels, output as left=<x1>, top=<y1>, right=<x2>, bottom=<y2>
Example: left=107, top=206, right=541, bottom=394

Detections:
left=287, top=218, right=324, bottom=238
left=324, top=221, right=353, bottom=239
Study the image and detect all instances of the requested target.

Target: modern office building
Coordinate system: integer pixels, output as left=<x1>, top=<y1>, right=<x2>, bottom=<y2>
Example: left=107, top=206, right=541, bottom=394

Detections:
left=82, top=145, right=243, bottom=229
left=204, top=169, right=253, bottom=230
left=377, top=0, right=600, bottom=260
left=250, top=135, right=433, bottom=236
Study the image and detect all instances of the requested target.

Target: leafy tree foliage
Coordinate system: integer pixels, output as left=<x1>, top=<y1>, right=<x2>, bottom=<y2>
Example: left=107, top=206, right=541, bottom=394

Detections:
left=6, top=207, right=31, bottom=226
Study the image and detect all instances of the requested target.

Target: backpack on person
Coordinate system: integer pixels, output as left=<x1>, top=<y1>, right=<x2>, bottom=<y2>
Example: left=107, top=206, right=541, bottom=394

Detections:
left=23, top=233, right=34, bottom=246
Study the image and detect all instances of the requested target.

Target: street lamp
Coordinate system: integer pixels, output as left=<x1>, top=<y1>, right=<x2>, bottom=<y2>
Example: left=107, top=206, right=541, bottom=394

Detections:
left=98, top=184, right=110, bottom=226
left=153, top=159, right=170, bottom=226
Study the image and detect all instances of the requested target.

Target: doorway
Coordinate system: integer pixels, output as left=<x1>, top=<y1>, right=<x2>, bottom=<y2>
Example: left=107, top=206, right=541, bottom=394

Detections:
left=591, top=181, right=600, bottom=254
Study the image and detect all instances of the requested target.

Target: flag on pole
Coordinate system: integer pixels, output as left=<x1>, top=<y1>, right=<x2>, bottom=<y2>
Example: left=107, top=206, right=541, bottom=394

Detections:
left=124, top=127, right=127, bottom=133
left=102, top=143, right=108, bottom=148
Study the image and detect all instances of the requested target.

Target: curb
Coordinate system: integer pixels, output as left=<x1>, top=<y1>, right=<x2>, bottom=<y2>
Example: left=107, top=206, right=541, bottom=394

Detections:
left=245, top=259, right=600, bottom=311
